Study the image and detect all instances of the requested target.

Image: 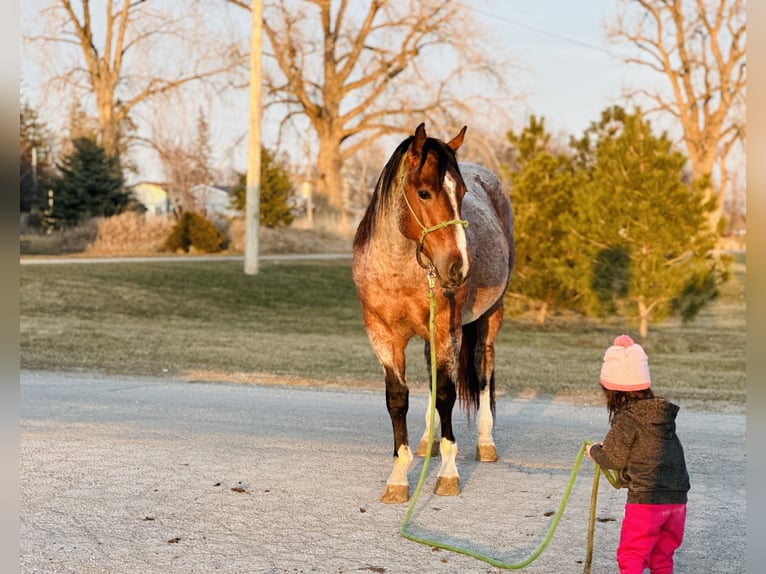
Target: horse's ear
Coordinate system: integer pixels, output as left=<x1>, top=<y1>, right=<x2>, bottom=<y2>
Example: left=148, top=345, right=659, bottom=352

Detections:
left=410, top=123, right=427, bottom=159
left=447, top=126, right=467, bottom=151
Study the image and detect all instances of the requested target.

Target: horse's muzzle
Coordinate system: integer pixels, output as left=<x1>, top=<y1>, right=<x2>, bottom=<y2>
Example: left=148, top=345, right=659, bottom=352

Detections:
left=438, top=260, right=468, bottom=289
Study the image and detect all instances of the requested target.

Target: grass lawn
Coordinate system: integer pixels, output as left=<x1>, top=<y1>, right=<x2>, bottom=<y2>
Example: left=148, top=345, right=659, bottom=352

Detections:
left=20, top=254, right=745, bottom=411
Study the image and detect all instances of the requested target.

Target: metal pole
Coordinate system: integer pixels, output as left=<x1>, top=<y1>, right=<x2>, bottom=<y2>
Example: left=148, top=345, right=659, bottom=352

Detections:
left=244, top=0, right=262, bottom=275
left=303, top=139, right=313, bottom=229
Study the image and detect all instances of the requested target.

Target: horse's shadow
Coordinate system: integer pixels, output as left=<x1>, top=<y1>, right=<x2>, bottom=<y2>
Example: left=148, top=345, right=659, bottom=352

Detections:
left=406, top=393, right=584, bottom=503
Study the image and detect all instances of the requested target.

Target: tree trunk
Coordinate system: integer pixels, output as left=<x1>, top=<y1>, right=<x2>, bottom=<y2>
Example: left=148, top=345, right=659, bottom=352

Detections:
left=316, top=137, right=348, bottom=230
left=637, top=299, right=649, bottom=339
left=95, top=88, right=118, bottom=158
left=685, top=144, right=720, bottom=233
left=535, top=300, right=548, bottom=326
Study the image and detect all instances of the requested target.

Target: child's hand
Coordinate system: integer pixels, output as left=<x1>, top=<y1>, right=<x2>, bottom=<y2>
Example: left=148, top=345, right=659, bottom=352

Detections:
left=585, top=442, right=603, bottom=460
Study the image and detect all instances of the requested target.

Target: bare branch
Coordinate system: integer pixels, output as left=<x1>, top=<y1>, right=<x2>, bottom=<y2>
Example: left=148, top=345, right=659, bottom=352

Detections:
left=28, top=0, right=246, bottom=161
left=609, top=0, right=746, bottom=232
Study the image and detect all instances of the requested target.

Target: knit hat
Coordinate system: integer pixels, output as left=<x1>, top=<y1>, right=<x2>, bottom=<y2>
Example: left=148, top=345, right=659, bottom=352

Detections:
left=599, top=335, right=651, bottom=391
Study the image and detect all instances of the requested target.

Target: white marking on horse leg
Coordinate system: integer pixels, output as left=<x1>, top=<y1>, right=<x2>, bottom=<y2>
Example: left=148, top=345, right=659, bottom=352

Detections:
left=476, top=385, right=498, bottom=462
left=444, top=172, right=469, bottom=274
left=437, top=438, right=458, bottom=478
left=381, top=444, right=413, bottom=504
left=434, top=437, right=460, bottom=496
left=387, top=444, right=413, bottom=486
left=417, top=393, right=440, bottom=457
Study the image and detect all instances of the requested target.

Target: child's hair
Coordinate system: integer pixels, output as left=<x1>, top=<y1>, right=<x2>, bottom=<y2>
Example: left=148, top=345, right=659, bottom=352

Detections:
left=601, top=385, right=655, bottom=423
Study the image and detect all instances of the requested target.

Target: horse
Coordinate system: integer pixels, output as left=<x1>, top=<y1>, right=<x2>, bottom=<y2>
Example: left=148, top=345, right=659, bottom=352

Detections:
left=352, top=123, right=514, bottom=504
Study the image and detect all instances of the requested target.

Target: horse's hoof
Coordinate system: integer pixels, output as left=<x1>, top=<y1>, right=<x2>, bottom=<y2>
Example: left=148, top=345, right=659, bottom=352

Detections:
left=380, top=484, right=409, bottom=504
left=416, top=439, right=440, bottom=458
left=476, top=444, right=498, bottom=462
left=434, top=476, right=460, bottom=496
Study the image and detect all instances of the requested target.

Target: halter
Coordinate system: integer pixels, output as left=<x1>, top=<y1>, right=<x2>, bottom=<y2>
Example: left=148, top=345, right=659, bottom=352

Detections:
left=396, top=158, right=468, bottom=270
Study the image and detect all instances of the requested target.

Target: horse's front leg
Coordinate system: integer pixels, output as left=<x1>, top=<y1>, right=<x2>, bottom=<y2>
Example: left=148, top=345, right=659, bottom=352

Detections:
left=424, top=330, right=462, bottom=497
left=381, top=362, right=413, bottom=504
left=434, top=361, right=460, bottom=496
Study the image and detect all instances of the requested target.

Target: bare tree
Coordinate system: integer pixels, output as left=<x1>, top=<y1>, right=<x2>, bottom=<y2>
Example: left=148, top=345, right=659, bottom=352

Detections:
left=229, top=0, right=513, bottom=229
left=608, top=0, right=746, bottom=234
left=25, top=0, right=245, bottom=162
left=147, top=103, right=215, bottom=215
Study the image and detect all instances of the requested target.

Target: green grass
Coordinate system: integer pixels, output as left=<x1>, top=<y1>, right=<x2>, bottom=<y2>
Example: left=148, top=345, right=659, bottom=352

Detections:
left=20, top=255, right=745, bottom=410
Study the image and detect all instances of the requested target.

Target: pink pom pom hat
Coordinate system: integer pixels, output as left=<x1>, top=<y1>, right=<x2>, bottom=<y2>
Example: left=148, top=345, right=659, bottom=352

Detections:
left=599, top=335, right=651, bottom=391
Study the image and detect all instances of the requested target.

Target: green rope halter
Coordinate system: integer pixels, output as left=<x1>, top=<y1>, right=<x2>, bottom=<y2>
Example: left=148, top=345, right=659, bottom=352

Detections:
left=396, top=158, right=468, bottom=270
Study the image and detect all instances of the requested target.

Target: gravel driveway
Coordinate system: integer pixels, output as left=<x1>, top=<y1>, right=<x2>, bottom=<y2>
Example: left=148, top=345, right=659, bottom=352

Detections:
left=20, top=370, right=746, bottom=573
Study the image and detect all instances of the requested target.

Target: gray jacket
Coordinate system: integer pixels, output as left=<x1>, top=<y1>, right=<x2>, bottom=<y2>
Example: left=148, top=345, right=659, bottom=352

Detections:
left=589, top=398, right=690, bottom=504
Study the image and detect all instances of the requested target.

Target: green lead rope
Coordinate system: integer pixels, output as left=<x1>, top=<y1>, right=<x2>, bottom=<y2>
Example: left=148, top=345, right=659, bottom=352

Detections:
left=399, top=271, right=620, bottom=571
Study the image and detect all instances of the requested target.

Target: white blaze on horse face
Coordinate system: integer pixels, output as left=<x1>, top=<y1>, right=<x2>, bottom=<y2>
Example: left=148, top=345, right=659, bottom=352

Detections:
left=444, top=172, right=469, bottom=275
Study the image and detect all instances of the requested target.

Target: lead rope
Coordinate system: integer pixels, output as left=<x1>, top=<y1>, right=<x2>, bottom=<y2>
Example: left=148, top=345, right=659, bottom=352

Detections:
left=399, top=266, right=621, bottom=571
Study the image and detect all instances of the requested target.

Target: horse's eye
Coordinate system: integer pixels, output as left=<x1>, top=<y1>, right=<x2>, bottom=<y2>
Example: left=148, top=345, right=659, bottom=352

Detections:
left=417, top=189, right=431, bottom=200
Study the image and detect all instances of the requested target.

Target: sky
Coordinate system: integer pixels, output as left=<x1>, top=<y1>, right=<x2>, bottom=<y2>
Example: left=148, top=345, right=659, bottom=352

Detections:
left=473, top=0, right=662, bottom=134
left=20, top=0, right=663, bottom=184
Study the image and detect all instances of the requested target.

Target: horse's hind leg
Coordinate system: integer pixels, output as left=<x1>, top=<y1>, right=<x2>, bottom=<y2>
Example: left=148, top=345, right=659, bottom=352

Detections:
left=474, top=304, right=504, bottom=462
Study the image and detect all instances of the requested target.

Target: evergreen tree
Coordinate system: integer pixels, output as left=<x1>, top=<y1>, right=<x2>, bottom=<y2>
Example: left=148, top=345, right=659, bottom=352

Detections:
left=502, top=116, right=581, bottom=325
left=565, top=106, right=728, bottom=337
left=50, top=137, right=129, bottom=228
left=231, top=147, right=295, bottom=228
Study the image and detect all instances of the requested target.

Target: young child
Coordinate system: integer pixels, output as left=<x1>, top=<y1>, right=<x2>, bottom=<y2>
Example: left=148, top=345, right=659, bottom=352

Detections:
left=585, top=335, right=690, bottom=574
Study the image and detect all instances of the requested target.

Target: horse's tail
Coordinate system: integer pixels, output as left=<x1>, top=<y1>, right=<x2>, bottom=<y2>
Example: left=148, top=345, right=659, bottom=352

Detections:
left=457, top=321, right=494, bottom=420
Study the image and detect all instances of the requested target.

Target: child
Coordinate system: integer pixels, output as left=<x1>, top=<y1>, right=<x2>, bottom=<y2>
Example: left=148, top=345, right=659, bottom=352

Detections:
left=585, top=335, right=690, bottom=574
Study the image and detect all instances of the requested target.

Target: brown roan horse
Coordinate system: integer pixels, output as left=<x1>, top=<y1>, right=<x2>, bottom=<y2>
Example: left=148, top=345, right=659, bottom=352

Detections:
left=352, top=123, right=515, bottom=504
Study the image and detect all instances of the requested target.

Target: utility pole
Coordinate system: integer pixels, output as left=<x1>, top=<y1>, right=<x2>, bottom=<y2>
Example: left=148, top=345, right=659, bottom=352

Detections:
left=303, top=139, right=313, bottom=229
left=244, top=0, right=262, bottom=275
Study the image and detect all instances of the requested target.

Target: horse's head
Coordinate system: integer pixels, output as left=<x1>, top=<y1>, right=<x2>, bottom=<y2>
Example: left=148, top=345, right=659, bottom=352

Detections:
left=397, top=123, right=471, bottom=289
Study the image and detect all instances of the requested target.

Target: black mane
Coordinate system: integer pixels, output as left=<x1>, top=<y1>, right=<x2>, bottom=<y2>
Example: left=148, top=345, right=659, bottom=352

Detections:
left=353, top=134, right=459, bottom=251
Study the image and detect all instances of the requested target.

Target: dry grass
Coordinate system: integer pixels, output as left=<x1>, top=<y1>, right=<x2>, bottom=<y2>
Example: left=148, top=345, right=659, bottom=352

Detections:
left=225, top=217, right=352, bottom=254
left=85, top=213, right=175, bottom=256
left=20, top=255, right=745, bottom=411
left=19, top=220, right=99, bottom=255
left=20, top=214, right=352, bottom=257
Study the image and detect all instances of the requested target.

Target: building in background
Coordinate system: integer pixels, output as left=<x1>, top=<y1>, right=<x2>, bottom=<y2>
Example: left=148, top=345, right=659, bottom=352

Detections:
left=188, top=184, right=238, bottom=218
left=130, top=182, right=172, bottom=219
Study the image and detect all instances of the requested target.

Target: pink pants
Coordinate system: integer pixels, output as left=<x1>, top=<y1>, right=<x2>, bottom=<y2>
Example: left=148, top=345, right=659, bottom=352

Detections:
left=616, top=503, right=686, bottom=574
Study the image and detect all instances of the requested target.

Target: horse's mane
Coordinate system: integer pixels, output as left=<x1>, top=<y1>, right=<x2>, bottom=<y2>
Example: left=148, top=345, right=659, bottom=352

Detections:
left=353, top=134, right=459, bottom=251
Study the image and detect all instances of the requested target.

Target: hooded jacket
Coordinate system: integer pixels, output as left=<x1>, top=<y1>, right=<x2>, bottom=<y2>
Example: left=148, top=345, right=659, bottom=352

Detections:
left=589, top=398, right=690, bottom=504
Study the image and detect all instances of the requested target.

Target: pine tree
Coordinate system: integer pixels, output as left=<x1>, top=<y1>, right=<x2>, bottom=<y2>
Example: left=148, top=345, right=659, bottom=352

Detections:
left=50, top=137, right=129, bottom=228
left=502, top=116, right=581, bottom=325
left=565, top=106, right=728, bottom=337
left=231, top=147, right=295, bottom=228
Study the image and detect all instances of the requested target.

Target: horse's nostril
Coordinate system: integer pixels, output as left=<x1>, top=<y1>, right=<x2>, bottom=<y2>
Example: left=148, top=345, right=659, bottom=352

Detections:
left=449, top=261, right=465, bottom=283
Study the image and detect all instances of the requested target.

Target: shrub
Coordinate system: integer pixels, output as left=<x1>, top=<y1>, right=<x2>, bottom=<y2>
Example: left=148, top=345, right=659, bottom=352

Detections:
left=164, top=211, right=225, bottom=254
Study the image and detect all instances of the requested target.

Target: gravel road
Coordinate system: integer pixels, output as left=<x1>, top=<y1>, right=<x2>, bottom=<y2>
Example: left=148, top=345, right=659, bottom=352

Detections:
left=20, top=370, right=746, bottom=573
